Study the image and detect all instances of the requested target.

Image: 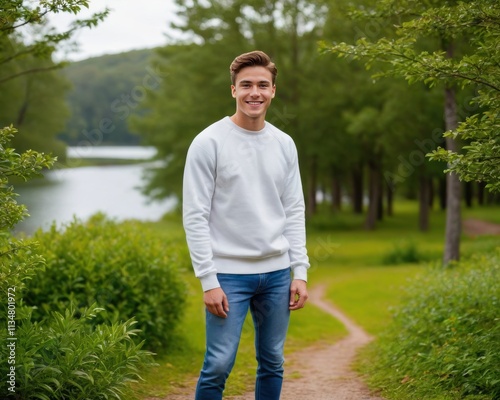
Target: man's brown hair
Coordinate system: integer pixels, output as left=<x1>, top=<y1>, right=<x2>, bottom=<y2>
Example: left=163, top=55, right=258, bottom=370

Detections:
left=230, top=50, right=277, bottom=85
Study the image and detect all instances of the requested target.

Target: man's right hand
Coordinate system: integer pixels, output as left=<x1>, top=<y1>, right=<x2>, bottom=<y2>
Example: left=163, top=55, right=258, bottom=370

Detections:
left=203, top=287, right=229, bottom=318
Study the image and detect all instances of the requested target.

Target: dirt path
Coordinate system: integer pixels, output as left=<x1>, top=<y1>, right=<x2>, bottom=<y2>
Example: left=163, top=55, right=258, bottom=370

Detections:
left=225, top=285, right=384, bottom=400
left=463, top=218, right=500, bottom=237
left=150, top=285, right=384, bottom=400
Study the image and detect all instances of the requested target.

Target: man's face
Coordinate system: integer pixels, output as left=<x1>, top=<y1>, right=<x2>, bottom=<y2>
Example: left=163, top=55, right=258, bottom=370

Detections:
left=231, top=66, right=276, bottom=123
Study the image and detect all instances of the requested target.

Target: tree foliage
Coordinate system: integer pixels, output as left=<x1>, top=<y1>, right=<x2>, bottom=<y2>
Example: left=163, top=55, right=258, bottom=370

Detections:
left=0, top=0, right=108, bottom=82
left=0, top=126, right=55, bottom=233
left=61, top=49, right=157, bottom=146
left=322, top=0, right=500, bottom=192
left=0, top=38, right=71, bottom=155
left=131, top=0, right=330, bottom=200
left=133, top=0, right=456, bottom=234
left=0, top=125, right=55, bottom=358
left=134, top=1, right=376, bottom=198
left=0, top=0, right=109, bottom=155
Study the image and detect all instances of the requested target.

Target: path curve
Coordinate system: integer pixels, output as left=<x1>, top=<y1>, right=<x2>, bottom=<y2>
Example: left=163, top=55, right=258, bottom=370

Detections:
left=150, top=285, right=384, bottom=400
left=225, top=285, right=384, bottom=400
left=463, top=218, right=500, bottom=237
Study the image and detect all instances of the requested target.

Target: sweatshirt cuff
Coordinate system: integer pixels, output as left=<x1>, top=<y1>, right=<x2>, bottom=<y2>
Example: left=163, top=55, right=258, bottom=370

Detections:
left=292, top=266, right=308, bottom=282
left=200, top=273, right=220, bottom=292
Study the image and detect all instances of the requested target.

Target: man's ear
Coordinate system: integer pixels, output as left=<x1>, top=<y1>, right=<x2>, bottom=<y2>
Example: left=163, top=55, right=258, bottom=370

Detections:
left=231, top=85, right=236, bottom=98
left=272, top=85, right=276, bottom=98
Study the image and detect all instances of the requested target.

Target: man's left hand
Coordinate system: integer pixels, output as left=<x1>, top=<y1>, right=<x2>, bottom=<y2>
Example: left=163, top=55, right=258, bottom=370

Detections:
left=289, top=279, right=308, bottom=310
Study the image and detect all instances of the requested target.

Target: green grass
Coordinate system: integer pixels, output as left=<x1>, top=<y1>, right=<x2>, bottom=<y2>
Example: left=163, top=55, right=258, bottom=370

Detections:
left=463, top=203, right=500, bottom=224
left=320, top=264, right=424, bottom=334
left=133, top=200, right=500, bottom=399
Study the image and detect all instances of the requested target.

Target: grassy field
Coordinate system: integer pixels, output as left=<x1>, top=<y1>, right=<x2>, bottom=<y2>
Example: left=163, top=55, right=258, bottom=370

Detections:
left=134, top=201, right=500, bottom=398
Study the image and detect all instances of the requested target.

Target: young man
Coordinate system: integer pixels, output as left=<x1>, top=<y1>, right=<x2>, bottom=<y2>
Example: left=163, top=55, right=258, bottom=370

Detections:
left=183, top=50, right=310, bottom=400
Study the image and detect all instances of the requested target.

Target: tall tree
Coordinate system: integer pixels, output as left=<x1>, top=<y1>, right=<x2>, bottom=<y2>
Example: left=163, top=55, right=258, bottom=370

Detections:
left=427, top=2, right=500, bottom=193
left=1, top=0, right=109, bottom=156
left=0, top=38, right=70, bottom=155
left=379, top=80, right=445, bottom=231
left=321, top=0, right=494, bottom=263
left=317, top=0, right=423, bottom=226
left=133, top=0, right=329, bottom=202
left=0, top=1, right=108, bottom=82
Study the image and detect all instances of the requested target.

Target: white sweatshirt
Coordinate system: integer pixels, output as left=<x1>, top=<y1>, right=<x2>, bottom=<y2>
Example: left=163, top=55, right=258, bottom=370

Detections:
left=182, top=117, right=309, bottom=291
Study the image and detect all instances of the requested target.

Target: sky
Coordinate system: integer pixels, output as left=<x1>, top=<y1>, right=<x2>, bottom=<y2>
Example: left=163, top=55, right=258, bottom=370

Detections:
left=49, top=0, right=182, bottom=61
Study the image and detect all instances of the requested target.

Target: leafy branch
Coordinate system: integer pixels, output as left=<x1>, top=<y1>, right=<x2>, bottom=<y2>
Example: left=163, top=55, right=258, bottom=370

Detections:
left=321, top=0, right=500, bottom=192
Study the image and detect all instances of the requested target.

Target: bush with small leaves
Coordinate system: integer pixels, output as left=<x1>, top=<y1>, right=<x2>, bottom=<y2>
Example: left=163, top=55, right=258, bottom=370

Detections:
left=25, top=213, right=188, bottom=351
left=363, top=250, right=500, bottom=399
left=0, top=299, right=155, bottom=399
left=382, top=240, right=429, bottom=265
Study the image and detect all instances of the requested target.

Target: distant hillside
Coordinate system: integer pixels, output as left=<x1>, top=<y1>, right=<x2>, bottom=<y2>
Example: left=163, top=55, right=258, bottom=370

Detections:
left=59, top=48, right=158, bottom=146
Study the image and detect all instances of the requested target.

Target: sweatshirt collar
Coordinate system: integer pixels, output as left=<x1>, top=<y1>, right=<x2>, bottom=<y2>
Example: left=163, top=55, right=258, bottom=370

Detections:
left=224, top=116, right=268, bottom=136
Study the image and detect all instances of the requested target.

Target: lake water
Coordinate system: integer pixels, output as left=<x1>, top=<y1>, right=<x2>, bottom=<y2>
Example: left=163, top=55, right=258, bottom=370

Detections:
left=66, top=145, right=158, bottom=160
left=14, top=146, right=177, bottom=235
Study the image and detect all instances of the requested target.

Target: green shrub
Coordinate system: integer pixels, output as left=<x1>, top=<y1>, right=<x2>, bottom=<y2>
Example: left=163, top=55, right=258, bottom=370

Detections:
left=25, top=213, right=188, bottom=351
left=0, top=303, right=154, bottom=399
left=0, top=241, right=154, bottom=399
left=382, top=240, right=428, bottom=265
left=362, top=250, right=500, bottom=399
left=1, top=131, right=156, bottom=398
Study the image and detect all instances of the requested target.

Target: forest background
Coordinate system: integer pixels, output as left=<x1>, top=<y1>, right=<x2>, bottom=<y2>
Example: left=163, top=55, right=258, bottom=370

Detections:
left=5, top=0, right=499, bottom=235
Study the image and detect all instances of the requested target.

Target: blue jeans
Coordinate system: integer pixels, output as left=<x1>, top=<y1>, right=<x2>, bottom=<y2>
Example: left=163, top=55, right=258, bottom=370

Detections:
left=195, top=268, right=291, bottom=400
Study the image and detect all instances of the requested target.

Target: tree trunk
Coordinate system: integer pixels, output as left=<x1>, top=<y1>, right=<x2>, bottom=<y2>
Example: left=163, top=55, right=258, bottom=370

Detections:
left=377, top=177, right=384, bottom=221
left=16, top=79, right=33, bottom=127
left=330, top=167, right=342, bottom=212
left=419, top=175, right=430, bottom=232
left=428, top=178, right=435, bottom=208
left=365, top=161, right=380, bottom=230
left=306, top=155, right=317, bottom=217
left=351, top=165, right=364, bottom=214
left=443, top=85, right=461, bottom=265
left=386, top=181, right=394, bottom=217
left=487, top=190, right=496, bottom=205
left=464, top=182, right=473, bottom=208
left=439, top=176, right=447, bottom=210
left=477, top=182, right=485, bottom=205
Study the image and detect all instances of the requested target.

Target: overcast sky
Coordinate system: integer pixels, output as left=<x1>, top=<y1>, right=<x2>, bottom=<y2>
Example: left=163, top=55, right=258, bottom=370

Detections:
left=49, top=0, right=182, bottom=61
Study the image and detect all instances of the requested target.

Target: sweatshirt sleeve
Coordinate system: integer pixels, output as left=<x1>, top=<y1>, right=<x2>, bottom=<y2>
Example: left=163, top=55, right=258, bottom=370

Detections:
left=182, top=141, right=220, bottom=291
left=281, top=141, right=310, bottom=281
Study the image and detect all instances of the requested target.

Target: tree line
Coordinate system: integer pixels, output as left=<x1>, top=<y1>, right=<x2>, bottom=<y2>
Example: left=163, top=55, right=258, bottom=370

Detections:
left=133, top=0, right=499, bottom=242
left=0, top=0, right=108, bottom=158
left=1, top=0, right=499, bottom=265
left=322, top=0, right=500, bottom=263
left=59, top=49, right=157, bottom=147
